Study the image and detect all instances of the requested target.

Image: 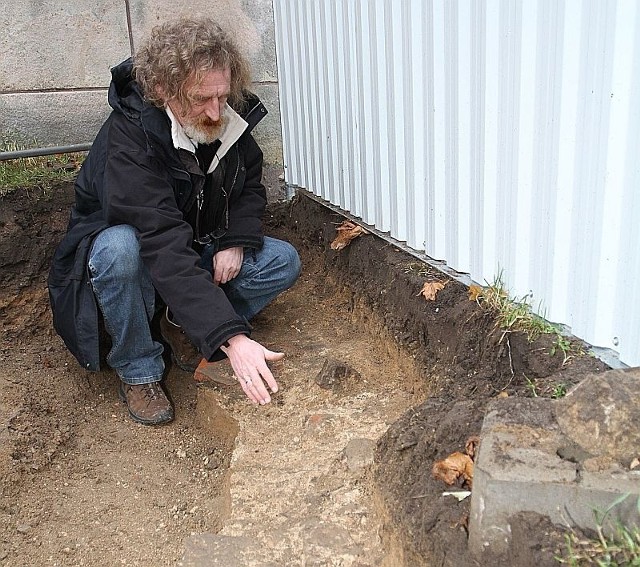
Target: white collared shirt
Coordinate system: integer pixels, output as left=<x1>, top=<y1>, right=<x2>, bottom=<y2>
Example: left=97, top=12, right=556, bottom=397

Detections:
left=165, top=104, right=248, bottom=174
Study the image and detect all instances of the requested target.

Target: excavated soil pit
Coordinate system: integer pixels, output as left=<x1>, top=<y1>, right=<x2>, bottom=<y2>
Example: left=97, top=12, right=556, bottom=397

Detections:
left=0, top=180, right=607, bottom=566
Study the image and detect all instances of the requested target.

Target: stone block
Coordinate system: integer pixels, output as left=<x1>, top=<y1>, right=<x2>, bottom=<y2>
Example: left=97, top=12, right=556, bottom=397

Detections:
left=314, top=358, right=362, bottom=393
left=0, top=1, right=129, bottom=91
left=342, top=438, right=376, bottom=472
left=468, top=375, right=640, bottom=561
left=302, top=518, right=364, bottom=565
left=555, top=368, right=640, bottom=463
left=1, top=91, right=110, bottom=147
left=251, top=83, right=284, bottom=165
left=127, top=0, right=269, bottom=72
left=2, top=1, right=282, bottom=164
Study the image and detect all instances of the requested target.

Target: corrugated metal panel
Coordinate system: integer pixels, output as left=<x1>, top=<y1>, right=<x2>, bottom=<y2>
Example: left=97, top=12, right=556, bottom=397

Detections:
left=273, top=0, right=640, bottom=367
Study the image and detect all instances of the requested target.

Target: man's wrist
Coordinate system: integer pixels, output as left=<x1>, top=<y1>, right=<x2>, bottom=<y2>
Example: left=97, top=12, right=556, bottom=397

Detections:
left=226, top=334, right=247, bottom=348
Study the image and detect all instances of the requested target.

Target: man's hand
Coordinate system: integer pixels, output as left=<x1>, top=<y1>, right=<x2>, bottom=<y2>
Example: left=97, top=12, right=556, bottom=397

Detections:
left=213, top=246, right=243, bottom=284
left=221, top=335, right=284, bottom=405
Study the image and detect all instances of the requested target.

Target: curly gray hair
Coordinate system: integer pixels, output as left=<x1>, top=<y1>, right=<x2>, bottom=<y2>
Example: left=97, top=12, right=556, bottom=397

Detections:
left=133, top=17, right=251, bottom=111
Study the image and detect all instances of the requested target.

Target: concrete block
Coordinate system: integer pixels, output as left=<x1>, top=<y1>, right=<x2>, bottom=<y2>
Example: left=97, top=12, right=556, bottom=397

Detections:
left=1, top=86, right=282, bottom=165
left=0, top=1, right=129, bottom=91
left=251, top=83, right=282, bottom=165
left=1, top=91, right=111, bottom=147
left=2, top=2, right=282, bottom=164
left=127, top=0, right=268, bottom=70
left=241, top=0, right=278, bottom=81
left=468, top=378, right=640, bottom=561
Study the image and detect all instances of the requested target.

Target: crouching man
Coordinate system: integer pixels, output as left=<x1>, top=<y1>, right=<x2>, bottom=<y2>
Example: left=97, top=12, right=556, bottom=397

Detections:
left=48, top=17, right=301, bottom=425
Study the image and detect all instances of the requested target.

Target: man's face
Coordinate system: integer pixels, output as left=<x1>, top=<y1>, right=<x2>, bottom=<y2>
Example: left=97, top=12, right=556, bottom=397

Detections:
left=168, top=67, right=232, bottom=144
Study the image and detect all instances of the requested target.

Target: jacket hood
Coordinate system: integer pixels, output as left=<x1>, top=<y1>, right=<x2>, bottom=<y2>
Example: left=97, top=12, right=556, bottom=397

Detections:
left=108, top=58, right=145, bottom=120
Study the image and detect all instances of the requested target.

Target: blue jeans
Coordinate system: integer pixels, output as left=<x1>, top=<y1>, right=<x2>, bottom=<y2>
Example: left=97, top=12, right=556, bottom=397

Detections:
left=88, top=225, right=301, bottom=385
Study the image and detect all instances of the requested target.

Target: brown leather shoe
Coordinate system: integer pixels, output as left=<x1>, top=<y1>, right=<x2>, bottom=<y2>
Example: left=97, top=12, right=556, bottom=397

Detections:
left=118, top=381, right=174, bottom=425
left=160, top=308, right=201, bottom=372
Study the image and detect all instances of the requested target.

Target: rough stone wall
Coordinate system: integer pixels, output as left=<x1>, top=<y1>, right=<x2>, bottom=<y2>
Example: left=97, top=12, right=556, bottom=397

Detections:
left=0, top=0, right=282, bottom=164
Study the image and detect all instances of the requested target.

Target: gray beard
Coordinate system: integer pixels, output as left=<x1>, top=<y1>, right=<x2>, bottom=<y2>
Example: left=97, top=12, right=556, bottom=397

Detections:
left=183, top=118, right=227, bottom=145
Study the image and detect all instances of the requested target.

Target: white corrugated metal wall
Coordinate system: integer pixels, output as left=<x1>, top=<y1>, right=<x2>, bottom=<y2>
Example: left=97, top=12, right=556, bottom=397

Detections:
left=273, top=0, right=640, bottom=368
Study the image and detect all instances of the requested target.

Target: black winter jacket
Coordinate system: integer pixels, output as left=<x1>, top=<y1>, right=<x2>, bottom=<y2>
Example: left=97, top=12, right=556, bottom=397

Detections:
left=48, top=59, right=268, bottom=371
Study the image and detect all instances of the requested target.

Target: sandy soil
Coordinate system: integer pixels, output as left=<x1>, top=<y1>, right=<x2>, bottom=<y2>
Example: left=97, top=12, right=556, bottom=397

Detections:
left=0, top=180, right=607, bottom=566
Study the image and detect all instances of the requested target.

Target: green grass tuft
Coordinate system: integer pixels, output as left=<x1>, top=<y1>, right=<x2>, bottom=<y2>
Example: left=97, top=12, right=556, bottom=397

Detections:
left=0, top=137, right=85, bottom=197
left=557, top=495, right=640, bottom=566
left=474, top=271, right=582, bottom=363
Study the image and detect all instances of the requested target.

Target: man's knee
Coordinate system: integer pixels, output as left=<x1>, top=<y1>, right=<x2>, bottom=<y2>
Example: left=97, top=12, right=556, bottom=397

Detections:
left=89, top=225, right=142, bottom=280
left=269, top=238, right=301, bottom=289
left=282, top=242, right=301, bottom=286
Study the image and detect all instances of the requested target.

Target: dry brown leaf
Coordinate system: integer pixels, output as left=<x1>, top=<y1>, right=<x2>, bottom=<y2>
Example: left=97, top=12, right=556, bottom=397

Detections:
left=465, top=435, right=481, bottom=460
left=418, top=280, right=446, bottom=301
left=330, top=220, right=368, bottom=250
left=469, top=285, right=483, bottom=301
left=432, top=452, right=474, bottom=488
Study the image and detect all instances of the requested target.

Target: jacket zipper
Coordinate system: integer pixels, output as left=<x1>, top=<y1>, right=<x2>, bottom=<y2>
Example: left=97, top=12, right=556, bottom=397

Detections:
left=193, top=146, right=239, bottom=244
left=219, top=146, right=240, bottom=234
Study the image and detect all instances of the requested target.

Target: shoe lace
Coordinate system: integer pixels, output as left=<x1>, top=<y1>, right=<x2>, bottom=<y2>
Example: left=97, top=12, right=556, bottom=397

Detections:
left=141, top=382, right=163, bottom=401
